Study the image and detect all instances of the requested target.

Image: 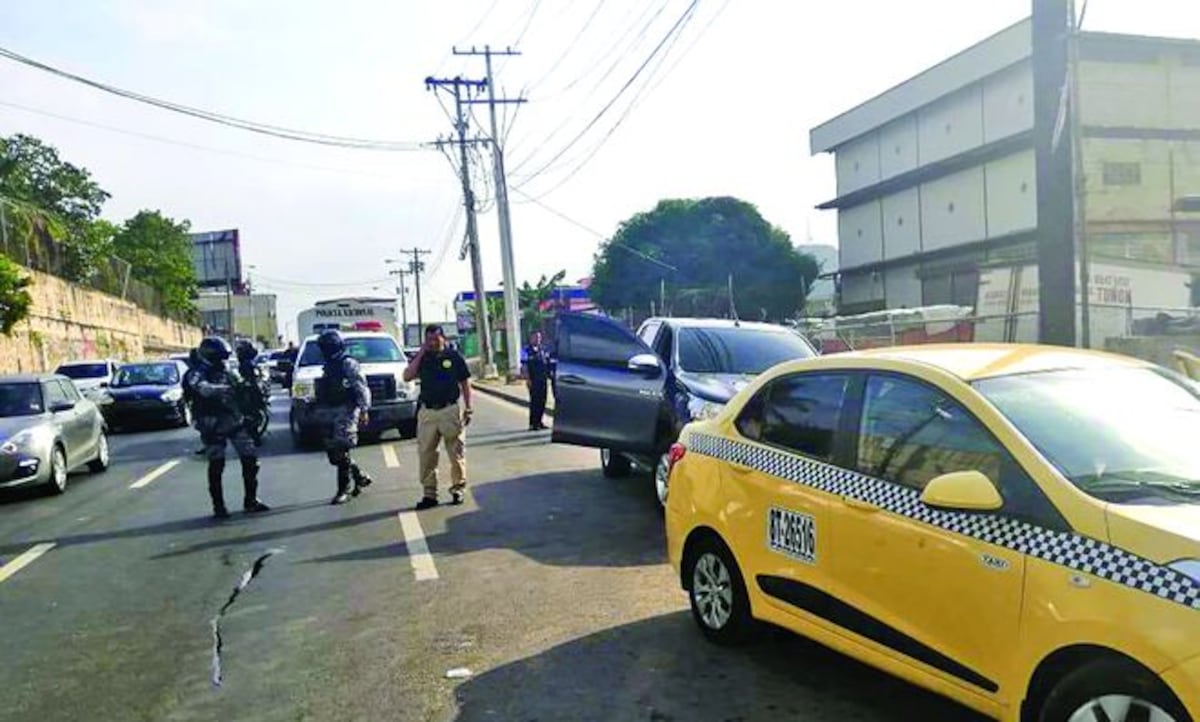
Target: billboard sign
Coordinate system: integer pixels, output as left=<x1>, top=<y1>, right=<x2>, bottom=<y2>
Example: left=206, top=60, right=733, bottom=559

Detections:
left=190, top=229, right=243, bottom=291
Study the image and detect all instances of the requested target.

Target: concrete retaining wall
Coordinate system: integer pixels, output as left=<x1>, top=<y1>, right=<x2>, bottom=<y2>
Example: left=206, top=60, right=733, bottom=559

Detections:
left=0, top=269, right=202, bottom=373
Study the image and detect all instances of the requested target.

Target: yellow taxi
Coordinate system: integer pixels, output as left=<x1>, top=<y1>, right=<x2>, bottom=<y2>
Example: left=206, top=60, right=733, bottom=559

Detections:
left=664, top=344, right=1200, bottom=722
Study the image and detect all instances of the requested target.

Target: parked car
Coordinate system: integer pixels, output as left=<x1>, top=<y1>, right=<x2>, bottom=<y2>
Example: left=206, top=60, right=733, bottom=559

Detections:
left=551, top=314, right=817, bottom=504
left=55, top=359, right=121, bottom=400
left=102, top=360, right=191, bottom=431
left=665, top=344, right=1200, bottom=722
left=0, top=374, right=109, bottom=494
left=289, top=332, right=418, bottom=446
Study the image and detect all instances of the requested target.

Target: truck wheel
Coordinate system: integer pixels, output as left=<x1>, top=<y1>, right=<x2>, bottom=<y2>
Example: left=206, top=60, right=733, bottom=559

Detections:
left=290, top=412, right=318, bottom=450
left=601, top=448, right=631, bottom=478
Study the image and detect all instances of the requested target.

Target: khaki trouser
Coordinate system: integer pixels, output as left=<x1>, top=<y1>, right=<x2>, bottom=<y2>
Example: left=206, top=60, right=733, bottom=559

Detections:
left=418, top=404, right=467, bottom=499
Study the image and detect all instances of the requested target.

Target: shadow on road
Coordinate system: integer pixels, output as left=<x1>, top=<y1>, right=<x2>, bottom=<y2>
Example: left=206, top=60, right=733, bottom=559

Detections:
left=453, top=611, right=987, bottom=722
left=308, top=467, right=666, bottom=568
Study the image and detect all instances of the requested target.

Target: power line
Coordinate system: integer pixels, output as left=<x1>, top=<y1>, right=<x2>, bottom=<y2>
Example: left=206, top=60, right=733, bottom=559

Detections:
left=0, top=45, right=424, bottom=151
left=0, top=100, right=413, bottom=179
left=513, top=0, right=702, bottom=199
left=512, top=0, right=544, bottom=47
left=513, top=0, right=699, bottom=188
left=523, top=0, right=608, bottom=92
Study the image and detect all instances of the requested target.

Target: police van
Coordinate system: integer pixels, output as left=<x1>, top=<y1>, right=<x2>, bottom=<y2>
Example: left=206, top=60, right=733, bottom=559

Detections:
left=288, top=330, right=417, bottom=447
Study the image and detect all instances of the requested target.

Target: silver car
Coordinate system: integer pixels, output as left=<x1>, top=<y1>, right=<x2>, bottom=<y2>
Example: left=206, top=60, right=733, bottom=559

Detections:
left=0, top=374, right=110, bottom=494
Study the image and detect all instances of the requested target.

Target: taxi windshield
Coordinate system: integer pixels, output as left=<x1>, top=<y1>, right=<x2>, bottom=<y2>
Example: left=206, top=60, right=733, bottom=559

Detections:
left=974, top=367, right=1200, bottom=503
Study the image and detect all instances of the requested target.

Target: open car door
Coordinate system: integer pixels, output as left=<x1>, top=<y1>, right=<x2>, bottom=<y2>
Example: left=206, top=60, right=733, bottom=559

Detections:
left=551, top=312, right=666, bottom=453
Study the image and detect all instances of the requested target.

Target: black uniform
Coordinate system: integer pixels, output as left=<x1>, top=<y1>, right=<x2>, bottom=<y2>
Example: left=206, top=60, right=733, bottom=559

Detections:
left=186, top=338, right=269, bottom=518
left=314, top=331, right=373, bottom=505
left=523, top=341, right=552, bottom=431
left=236, top=359, right=268, bottom=446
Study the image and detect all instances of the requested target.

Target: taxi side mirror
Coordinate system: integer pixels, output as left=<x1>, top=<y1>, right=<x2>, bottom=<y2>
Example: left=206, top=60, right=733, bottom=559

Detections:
left=920, top=470, right=1002, bottom=512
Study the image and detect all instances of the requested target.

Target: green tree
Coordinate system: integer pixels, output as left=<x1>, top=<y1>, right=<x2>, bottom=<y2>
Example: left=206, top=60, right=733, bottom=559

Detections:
left=590, top=197, right=819, bottom=322
left=518, top=270, right=567, bottom=331
left=112, top=210, right=197, bottom=317
left=0, top=254, right=33, bottom=335
left=0, top=134, right=113, bottom=281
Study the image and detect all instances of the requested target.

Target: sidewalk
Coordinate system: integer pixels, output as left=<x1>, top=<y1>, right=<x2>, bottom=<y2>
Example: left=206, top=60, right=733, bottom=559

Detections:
left=471, top=379, right=555, bottom=415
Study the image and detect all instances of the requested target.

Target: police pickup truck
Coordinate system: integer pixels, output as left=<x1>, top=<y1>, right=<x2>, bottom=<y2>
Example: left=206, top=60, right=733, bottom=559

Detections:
left=288, top=331, right=418, bottom=447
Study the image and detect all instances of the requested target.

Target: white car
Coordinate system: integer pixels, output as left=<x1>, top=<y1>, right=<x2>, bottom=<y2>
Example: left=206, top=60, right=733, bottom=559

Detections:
left=54, top=359, right=121, bottom=400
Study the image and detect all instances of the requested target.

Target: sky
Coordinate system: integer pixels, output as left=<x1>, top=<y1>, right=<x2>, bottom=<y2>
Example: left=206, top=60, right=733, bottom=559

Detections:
left=1, top=0, right=1198, bottom=342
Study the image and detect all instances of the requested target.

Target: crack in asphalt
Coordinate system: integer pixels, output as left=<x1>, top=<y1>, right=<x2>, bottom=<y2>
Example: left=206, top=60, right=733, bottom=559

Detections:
left=210, top=549, right=282, bottom=687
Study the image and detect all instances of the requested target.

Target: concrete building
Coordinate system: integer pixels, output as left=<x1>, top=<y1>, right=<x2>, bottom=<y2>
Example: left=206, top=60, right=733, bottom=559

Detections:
left=195, top=292, right=279, bottom=347
left=810, top=19, right=1200, bottom=345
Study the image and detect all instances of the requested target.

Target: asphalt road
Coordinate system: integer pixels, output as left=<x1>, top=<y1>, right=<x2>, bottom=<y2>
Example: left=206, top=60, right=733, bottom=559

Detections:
left=0, top=391, right=987, bottom=722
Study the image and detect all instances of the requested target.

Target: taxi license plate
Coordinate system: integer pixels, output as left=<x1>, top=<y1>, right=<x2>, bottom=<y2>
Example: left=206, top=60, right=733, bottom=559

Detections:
left=768, top=507, right=816, bottom=564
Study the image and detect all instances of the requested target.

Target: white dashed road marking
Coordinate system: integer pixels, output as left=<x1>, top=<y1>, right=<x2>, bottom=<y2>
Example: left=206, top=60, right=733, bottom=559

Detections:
left=0, top=542, right=56, bottom=584
left=382, top=444, right=400, bottom=469
left=398, top=512, right=439, bottom=581
left=130, top=459, right=182, bottom=489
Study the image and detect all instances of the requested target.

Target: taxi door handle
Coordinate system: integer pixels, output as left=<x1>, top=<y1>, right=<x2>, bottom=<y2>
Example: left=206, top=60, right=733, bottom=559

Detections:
left=843, top=497, right=880, bottom=514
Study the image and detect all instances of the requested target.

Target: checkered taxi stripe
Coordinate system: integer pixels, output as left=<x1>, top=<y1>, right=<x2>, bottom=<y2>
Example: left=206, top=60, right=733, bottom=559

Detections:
left=688, top=432, right=1200, bottom=611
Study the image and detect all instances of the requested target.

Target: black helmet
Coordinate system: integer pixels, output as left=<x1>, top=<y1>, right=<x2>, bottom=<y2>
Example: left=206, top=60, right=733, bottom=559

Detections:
left=197, top=337, right=232, bottom=366
left=235, top=340, right=258, bottom=364
left=317, top=330, right=346, bottom=360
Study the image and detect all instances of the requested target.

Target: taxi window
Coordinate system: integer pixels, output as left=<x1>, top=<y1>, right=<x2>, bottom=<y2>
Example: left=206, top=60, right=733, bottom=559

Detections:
left=857, top=375, right=1002, bottom=491
left=737, top=374, right=849, bottom=462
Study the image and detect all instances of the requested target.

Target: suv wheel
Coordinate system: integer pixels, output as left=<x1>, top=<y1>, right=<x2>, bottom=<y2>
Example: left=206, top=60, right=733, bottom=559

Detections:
left=686, top=536, right=755, bottom=646
left=1039, top=658, right=1187, bottom=722
left=47, top=446, right=68, bottom=495
left=654, top=451, right=671, bottom=507
left=600, top=448, right=631, bottom=478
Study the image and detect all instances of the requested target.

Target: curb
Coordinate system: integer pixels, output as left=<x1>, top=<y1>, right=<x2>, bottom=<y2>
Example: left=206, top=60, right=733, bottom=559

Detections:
left=471, top=383, right=556, bottom=417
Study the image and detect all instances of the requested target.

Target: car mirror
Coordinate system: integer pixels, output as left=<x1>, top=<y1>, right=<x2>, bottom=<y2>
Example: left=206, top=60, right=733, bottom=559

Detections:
left=920, top=470, right=1003, bottom=512
left=627, top=353, right=661, bottom=376
left=50, top=400, right=76, bottom=413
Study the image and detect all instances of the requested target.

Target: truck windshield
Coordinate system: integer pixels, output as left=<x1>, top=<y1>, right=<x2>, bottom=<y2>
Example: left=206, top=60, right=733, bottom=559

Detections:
left=677, top=327, right=815, bottom=375
left=298, top=337, right=403, bottom=367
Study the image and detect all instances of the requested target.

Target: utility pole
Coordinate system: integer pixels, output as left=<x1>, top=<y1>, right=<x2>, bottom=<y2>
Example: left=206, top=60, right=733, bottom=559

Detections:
left=1032, top=0, right=1077, bottom=346
left=454, top=46, right=527, bottom=379
left=426, top=74, right=496, bottom=376
left=400, top=247, right=431, bottom=336
left=390, top=267, right=409, bottom=345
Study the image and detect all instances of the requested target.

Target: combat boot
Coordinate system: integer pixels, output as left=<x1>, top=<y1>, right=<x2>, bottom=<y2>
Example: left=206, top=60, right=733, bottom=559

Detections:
left=240, top=457, right=270, bottom=513
left=350, top=462, right=373, bottom=495
left=331, top=463, right=352, bottom=505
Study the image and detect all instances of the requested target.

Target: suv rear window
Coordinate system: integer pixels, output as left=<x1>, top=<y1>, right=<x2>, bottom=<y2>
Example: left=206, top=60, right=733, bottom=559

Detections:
left=298, top=337, right=403, bottom=366
left=56, top=363, right=109, bottom=379
left=677, top=327, right=814, bottom=375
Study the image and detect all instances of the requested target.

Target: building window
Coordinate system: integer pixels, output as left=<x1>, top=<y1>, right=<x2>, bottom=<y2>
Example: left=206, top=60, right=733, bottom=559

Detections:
left=1090, top=232, right=1172, bottom=264
left=922, top=269, right=979, bottom=309
left=1102, top=162, right=1141, bottom=186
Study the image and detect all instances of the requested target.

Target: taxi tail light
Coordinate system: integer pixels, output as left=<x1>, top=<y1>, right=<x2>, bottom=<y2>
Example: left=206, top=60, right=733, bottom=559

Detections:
left=667, top=443, right=686, bottom=476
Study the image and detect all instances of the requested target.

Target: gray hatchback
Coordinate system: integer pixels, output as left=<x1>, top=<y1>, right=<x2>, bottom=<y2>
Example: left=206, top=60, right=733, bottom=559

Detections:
left=0, top=373, right=109, bottom=494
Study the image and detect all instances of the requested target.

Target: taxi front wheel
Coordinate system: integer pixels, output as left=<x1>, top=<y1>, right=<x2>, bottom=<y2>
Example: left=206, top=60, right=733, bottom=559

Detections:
left=686, top=536, right=755, bottom=646
left=1039, top=658, right=1189, bottom=722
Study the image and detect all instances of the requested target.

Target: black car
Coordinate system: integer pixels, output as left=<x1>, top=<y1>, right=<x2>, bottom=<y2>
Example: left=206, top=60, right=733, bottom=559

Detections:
left=102, top=361, right=192, bottom=431
left=551, top=314, right=817, bottom=505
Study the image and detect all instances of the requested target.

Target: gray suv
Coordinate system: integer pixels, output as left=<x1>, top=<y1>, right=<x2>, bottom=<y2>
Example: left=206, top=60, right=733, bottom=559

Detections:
left=551, top=314, right=817, bottom=504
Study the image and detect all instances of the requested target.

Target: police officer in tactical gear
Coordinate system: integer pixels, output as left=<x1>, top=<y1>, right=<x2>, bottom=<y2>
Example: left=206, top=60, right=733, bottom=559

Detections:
left=186, top=337, right=270, bottom=519
left=314, top=330, right=373, bottom=505
left=234, top=340, right=268, bottom=446
left=522, top=330, right=552, bottom=431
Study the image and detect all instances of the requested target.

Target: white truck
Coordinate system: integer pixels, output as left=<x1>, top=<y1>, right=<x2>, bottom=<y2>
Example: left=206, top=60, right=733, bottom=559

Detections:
left=296, top=297, right=400, bottom=340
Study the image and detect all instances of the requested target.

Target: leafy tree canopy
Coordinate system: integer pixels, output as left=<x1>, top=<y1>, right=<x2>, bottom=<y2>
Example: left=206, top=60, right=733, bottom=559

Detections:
left=112, top=210, right=197, bottom=317
left=0, top=134, right=109, bottom=232
left=590, top=197, right=819, bottom=322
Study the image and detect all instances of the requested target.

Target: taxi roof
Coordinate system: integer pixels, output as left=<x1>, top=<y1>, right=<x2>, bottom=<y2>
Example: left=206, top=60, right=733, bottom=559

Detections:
left=811, top=343, right=1150, bottom=382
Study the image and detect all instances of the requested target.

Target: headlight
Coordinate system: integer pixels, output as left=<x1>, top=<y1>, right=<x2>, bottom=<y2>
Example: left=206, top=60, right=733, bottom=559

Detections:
left=687, top=397, right=725, bottom=421
left=395, top=375, right=417, bottom=400
left=1, top=429, right=38, bottom=455
left=1170, top=559, right=1200, bottom=582
left=292, top=379, right=315, bottom=401
left=160, top=388, right=184, bottom=403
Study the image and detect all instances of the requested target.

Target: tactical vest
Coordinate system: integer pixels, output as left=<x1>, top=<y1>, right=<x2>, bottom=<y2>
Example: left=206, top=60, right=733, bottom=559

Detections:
left=192, top=367, right=234, bottom=417
left=315, top=358, right=351, bottom=407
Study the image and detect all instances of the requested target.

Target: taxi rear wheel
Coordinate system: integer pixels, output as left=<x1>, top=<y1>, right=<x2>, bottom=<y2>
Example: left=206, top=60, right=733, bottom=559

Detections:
left=1039, top=658, right=1188, bottom=722
left=686, top=536, right=754, bottom=646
